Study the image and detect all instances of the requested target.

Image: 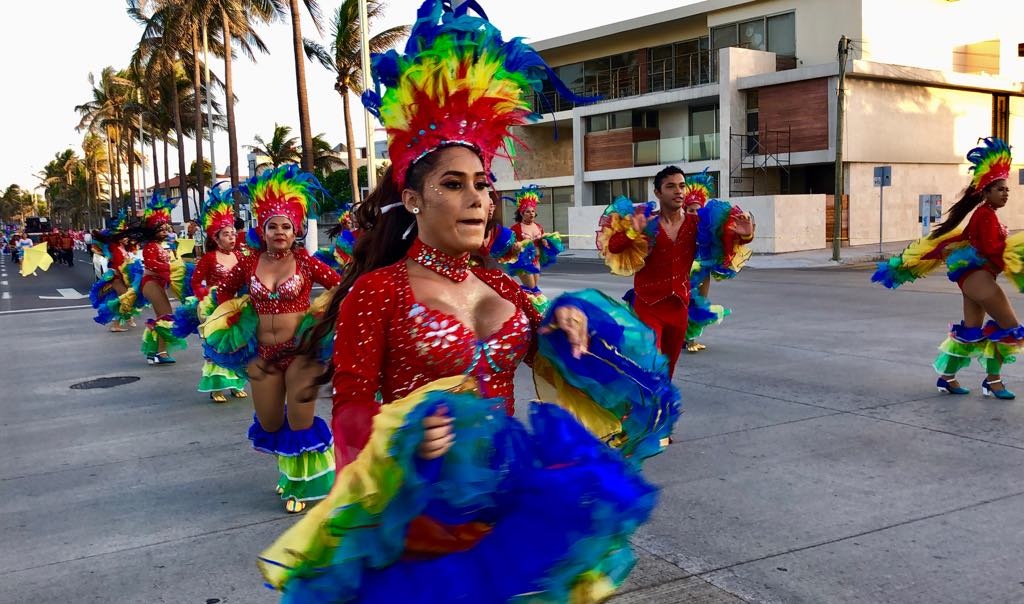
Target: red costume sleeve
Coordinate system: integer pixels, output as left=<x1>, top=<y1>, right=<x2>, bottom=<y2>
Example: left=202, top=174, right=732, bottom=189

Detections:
left=966, top=205, right=1006, bottom=271
left=216, top=253, right=252, bottom=302
left=331, top=271, right=394, bottom=469
left=302, top=249, right=342, bottom=289
left=606, top=231, right=631, bottom=254
left=142, top=243, right=171, bottom=283
left=110, top=245, right=127, bottom=271
left=191, top=252, right=215, bottom=300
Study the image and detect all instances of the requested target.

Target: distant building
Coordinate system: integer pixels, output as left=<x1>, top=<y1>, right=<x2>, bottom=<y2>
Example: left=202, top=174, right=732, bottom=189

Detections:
left=490, top=0, right=1024, bottom=253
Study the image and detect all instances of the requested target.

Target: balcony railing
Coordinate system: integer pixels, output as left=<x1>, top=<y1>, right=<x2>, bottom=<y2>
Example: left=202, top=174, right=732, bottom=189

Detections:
left=529, top=50, right=719, bottom=113
left=634, top=133, right=720, bottom=166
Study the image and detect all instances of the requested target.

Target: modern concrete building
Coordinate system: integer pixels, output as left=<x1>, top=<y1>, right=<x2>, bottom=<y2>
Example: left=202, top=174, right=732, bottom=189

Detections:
left=490, top=0, right=1024, bottom=253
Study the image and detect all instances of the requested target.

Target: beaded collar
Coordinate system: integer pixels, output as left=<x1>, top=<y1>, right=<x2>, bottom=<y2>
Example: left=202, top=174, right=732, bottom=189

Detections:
left=407, top=239, right=470, bottom=282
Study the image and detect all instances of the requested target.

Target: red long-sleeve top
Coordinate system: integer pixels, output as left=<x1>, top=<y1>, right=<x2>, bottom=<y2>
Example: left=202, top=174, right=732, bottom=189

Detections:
left=142, top=242, right=171, bottom=286
left=964, top=203, right=1007, bottom=272
left=217, top=247, right=341, bottom=314
left=330, top=261, right=541, bottom=469
left=110, top=244, right=127, bottom=273
left=608, top=214, right=699, bottom=306
left=190, top=249, right=241, bottom=300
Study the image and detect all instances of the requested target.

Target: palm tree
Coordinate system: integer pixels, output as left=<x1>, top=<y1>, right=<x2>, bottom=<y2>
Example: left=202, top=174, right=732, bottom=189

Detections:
left=76, top=68, right=136, bottom=216
left=247, top=124, right=302, bottom=171
left=130, top=1, right=195, bottom=220
left=213, top=0, right=283, bottom=209
left=304, top=0, right=407, bottom=203
left=305, top=133, right=345, bottom=174
left=82, top=133, right=110, bottom=225
left=286, top=0, right=324, bottom=172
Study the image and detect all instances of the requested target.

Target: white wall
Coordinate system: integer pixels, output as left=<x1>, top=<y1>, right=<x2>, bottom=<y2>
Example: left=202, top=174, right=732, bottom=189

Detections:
left=861, top=0, right=1024, bottom=75
left=568, top=205, right=608, bottom=250
left=844, top=79, right=995, bottom=164
left=719, top=46, right=778, bottom=197
left=707, top=0, right=863, bottom=67
left=731, top=194, right=826, bottom=253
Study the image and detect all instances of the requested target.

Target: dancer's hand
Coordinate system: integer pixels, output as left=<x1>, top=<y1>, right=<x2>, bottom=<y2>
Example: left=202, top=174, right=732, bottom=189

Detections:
left=730, top=212, right=755, bottom=240
left=540, top=305, right=589, bottom=359
left=418, top=406, right=454, bottom=460
left=630, top=213, right=649, bottom=233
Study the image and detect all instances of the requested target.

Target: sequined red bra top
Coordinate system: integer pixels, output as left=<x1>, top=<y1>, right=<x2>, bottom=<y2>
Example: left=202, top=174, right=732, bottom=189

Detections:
left=217, top=248, right=341, bottom=314
left=330, top=260, right=545, bottom=466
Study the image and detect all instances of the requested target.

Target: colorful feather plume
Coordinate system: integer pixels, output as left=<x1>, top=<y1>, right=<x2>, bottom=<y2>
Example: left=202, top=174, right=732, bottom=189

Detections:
left=596, top=198, right=659, bottom=276
left=362, top=0, right=594, bottom=187
left=143, top=192, right=178, bottom=229
left=871, top=228, right=967, bottom=288
left=513, top=185, right=542, bottom=213
left=683, top=168, right=714, bottom=208
left=201, top=182, right=236, bottom=241
left=967, top=137, right=1011, bottom=191
left=239, top=164, right=327, bottom=239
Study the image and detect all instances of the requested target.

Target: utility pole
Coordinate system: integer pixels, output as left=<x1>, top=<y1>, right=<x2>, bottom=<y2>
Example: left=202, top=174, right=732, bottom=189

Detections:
left=833, top=35, right=850, bottom=262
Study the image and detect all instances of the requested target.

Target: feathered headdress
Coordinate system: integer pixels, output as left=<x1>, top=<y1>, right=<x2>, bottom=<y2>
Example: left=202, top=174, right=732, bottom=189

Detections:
left=967, top=137, right=1012, bottom=192
left=362, top=0, right=591, bottom=187
left=683, top=169, right=715, bottom=208
left=143, top=192, right=177, bottom=229
left=201, top=182, right=236, bottom=241
left=239, top=164, right=326, bottom=239
left=113, top=208, right=130, bottom=232
left=512, top=184, right=542, bottom=213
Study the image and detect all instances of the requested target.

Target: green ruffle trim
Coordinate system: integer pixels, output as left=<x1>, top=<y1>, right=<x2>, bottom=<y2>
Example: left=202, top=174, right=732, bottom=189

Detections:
left=140, top=320, right=188, bottom=357
left=276, top=448, right=336, bottom=502
left=934, top=337, right=1016, bottom=375
left=197, top=361, right=247, bottom=392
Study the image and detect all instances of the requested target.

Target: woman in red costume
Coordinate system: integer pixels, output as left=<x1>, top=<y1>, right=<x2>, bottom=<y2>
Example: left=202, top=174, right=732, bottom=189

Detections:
left=210, top=164, right=341, bottom=513
left=126, top=193, right=186, bottom=365
left=874, top=137, right=1023, bottom=399
left=190, top=185, right=247, bottom=402
left=257, top=2, right=682, bottom=600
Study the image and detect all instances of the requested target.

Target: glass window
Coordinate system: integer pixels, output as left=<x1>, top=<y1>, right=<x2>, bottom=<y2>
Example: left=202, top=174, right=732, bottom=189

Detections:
left=767, top=13, right=796, bottom=57
left=610, top=111, right=631, bottom=129
left=649, top=45, right=674, bottom=92
left=711, top=24, right=737, bottom=50
left=587, top=114, right=609, bottom=133
left=740, top=19, right=766, bottom=51
left=689, top=105, right=719, bottom=135
left=584, top=56, right=611, bottom=97
left=592, top=178, right=648, bottom=206
left=550, top=187, right=573, bottom=233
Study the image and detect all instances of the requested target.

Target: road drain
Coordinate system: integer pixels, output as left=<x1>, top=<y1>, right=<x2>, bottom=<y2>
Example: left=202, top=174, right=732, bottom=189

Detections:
left=70, top=376, right=141, bottom=390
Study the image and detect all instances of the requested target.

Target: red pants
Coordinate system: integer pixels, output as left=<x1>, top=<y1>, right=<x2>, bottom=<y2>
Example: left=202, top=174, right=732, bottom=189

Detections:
left=633, top=295, right=688, bottom=377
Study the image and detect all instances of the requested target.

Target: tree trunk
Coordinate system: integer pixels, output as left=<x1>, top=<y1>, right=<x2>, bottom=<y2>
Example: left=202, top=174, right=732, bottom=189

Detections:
left=171, top=71, right=192, bottom=222
left=289, top=0, right=315, bottom=172
left=163, top=134, right=170, bottom=196
left=125, top=117, right=137, bottom=216
left=192, top=27, right=206, bottom=208
left=106, top=136, right=116, bottom=219
left=114, top=129, right=125, bottom=214
left=342, top=90, right=360, bottom=204
left=221, top=8, right=242, bottom=213
left=151, top=136, right=159, bottom=191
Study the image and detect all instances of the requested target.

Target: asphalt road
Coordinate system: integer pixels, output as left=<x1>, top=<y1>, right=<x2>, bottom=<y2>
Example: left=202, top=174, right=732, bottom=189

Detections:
left=2, top=256, right=1024, bottom=603
left=0, top=248, right=102, bottom=314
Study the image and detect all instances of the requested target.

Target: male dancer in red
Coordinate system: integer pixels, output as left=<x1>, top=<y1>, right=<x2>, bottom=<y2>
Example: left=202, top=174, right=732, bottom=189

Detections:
left=607, top=166, right=752, bottom=375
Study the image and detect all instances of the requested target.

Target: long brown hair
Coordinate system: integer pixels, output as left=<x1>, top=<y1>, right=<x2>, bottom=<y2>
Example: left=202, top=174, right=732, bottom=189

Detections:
left=930, top=185, right=985, bottom=239
left=295, top=152, right=447, bottom=385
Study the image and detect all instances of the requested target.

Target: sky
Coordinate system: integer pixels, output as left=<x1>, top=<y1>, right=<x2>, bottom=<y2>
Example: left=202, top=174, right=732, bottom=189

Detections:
left=0, top=0, right=700, bottom=193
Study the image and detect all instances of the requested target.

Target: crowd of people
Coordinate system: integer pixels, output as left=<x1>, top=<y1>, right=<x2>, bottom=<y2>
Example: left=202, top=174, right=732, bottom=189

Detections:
left=53, top=0, right=1021, bottom=601
left=1, top=227, right=88, bottom=267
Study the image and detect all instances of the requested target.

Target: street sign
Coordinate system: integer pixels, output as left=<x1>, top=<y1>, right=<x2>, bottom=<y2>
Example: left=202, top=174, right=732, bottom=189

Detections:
left=873, top=165, right=892, bottom=187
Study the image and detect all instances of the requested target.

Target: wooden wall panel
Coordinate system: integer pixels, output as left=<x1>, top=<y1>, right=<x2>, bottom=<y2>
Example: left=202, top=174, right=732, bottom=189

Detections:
left=584, top=128, right=660, bottom=171
left=825, top=194, right=849, bottom=243
left=757, top=78, right=829, bottom=153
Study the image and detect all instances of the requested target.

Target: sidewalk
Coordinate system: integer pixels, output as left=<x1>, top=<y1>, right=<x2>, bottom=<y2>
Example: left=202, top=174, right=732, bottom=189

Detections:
left=559, top=240, right=912, bottom=270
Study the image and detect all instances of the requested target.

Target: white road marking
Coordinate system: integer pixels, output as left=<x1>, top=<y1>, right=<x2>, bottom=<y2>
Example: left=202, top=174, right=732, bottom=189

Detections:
left=0, top=303, right=92, bottom=315
left=1, top=292, right=10, bottom=300
left=0, top=281, right=7, bottom=286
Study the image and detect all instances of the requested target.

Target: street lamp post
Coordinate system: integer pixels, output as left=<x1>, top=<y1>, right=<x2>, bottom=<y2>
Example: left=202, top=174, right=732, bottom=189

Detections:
left=359, top=0, right=377, bottom=196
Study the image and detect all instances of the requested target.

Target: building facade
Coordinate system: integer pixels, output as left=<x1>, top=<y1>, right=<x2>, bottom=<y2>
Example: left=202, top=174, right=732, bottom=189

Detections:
left=490, top=0, right=1024, bottom=253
